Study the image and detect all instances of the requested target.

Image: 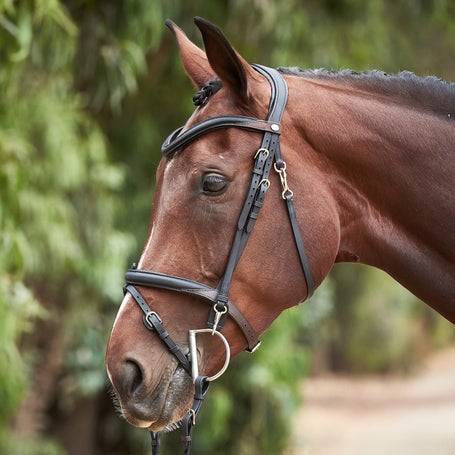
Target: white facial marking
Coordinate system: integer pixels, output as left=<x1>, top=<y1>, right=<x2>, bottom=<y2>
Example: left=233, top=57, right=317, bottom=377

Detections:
left=111, top=293, right=131, bottom=332
left=138, top=224, right=155, bottom=269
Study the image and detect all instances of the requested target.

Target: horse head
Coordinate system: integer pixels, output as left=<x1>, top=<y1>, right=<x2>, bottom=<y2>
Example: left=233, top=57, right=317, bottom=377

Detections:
left=106, top=17, right=339, bottom=433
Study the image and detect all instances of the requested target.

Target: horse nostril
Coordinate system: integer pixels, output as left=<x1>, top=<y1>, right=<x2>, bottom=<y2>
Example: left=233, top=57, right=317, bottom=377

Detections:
left=124, top=360, right=144, bottom=395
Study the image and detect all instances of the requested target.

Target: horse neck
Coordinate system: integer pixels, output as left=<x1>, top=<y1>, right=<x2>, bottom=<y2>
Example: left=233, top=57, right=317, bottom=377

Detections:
left=286, top=76, right=455, bottom=320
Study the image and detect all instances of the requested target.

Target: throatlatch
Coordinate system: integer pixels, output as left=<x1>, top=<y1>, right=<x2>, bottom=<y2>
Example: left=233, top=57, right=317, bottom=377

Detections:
left=124, top=64, right=314, bottom=454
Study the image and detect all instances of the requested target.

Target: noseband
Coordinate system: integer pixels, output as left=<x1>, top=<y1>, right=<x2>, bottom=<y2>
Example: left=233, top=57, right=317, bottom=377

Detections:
left=123, top=64, right=314, bottom=454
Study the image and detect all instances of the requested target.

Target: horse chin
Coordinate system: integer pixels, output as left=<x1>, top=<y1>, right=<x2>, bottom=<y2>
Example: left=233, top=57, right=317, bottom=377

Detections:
left=116, top=366, right=194, bottom=433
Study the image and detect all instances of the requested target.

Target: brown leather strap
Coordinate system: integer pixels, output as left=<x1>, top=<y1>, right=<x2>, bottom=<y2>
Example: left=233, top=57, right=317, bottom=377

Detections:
left=125, top=270, right=261, bottom=352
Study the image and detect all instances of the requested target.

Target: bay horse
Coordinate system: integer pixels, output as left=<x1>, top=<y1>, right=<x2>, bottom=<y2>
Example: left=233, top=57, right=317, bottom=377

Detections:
left=106, top=16, right=455, bottom=451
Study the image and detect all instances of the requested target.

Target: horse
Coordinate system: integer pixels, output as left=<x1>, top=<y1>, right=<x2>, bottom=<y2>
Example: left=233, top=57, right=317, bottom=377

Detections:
left=106, top=16, right=455, bottom=450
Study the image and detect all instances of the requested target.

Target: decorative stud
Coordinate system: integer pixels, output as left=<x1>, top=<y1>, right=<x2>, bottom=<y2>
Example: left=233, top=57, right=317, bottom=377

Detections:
left=271, top=124, right=280, bottom=132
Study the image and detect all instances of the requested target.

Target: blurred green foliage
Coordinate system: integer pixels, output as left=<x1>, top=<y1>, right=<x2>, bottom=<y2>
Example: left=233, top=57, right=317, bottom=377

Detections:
left=0, top=1, right=132, bottom=452
left=0, top=1, right=454, bottom=454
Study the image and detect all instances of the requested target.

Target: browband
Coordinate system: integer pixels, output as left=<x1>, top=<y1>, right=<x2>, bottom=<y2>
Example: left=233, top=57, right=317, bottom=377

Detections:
left=162, top=116, right=281, bottom=157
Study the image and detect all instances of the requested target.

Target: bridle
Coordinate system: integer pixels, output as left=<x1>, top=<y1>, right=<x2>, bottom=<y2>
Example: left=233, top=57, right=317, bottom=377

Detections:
left=123, top=64, right=314, bottom=454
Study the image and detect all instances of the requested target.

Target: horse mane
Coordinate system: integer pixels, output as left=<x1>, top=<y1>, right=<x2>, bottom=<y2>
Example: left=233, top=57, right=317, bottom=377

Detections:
left=278, top=67, right=455, bottom=116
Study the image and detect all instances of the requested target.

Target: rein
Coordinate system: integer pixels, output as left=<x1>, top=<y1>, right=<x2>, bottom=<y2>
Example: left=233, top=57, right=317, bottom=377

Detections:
left=123, top=64, right=314, bottom=454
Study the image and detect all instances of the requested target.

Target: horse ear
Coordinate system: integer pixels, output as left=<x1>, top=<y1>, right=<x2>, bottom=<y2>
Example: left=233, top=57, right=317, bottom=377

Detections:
left=194, top=17, right=256, bottom=105
left=165, top=20, right=214, bottom=89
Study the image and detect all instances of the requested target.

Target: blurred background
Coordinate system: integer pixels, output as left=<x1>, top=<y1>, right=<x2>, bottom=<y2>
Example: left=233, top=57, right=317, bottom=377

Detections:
left=1, top=1, right=454, bottom=454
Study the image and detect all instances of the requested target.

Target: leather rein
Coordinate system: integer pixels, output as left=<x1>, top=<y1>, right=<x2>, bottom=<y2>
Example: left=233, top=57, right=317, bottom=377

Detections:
left=123, top=64, right=314, bottom=454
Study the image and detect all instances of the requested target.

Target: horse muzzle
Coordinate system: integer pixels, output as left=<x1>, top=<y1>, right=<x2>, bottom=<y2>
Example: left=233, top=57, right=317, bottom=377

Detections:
left=108, top=354, right=194, bottom=431
left=107, top=326, right=231, bottom=432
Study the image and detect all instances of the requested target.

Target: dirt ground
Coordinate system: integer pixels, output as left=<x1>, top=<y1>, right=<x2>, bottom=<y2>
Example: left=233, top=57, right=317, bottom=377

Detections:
left=291, top=347, right=455, bottom=455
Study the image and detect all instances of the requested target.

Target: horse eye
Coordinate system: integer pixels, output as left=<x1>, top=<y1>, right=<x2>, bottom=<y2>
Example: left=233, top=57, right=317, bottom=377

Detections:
left=202, top=173, right=228, bottom=195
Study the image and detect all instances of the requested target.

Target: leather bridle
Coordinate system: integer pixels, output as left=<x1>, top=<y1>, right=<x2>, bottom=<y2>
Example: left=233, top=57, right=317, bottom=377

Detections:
left=123, top=64, right=314, bottom=454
